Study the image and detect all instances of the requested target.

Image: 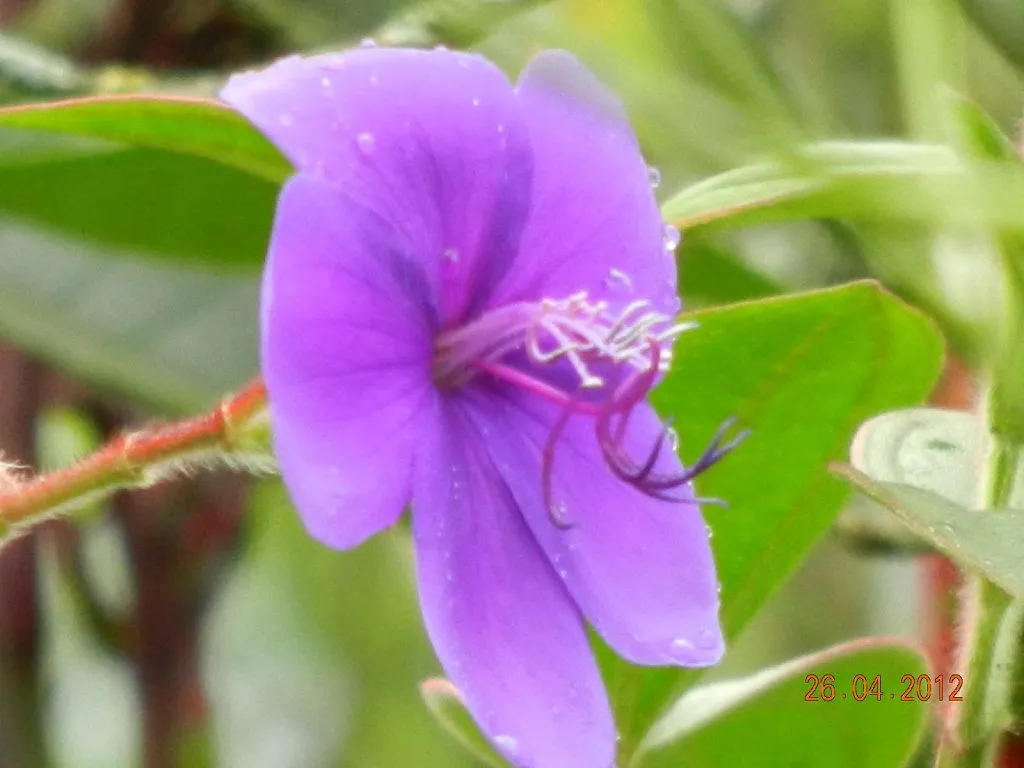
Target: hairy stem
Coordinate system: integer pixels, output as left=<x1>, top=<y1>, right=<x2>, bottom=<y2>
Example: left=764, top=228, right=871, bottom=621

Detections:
left=937, top=438, right=1024, bottom=767
left=0, top=378, right=271, bottom=539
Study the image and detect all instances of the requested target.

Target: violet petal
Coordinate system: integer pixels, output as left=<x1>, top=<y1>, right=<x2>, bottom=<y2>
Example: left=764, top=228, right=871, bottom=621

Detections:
left=263, top=174, right=434, bottom=549
left=222, top=48, right=533, bottom=324
left=492, top=50, right=676, bottom=316
left=482, top=386, right=724, bottom=667
left=412, top=393, right=615, bottom=768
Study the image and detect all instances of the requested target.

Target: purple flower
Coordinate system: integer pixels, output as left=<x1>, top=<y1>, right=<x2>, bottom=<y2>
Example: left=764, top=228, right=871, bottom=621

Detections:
left=222, top=46, right=726, bottom=767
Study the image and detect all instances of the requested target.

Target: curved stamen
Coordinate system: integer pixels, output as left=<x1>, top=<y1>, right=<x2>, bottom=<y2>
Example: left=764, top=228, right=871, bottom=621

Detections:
left=541, top=396, right=582, bottom=530
left=435, top=289, right=742, bottom=521
left=595, top=341, right=662, bottom=475
left=636, top=417, right=750, bottom=492
left=470, top=359, right=602, bottom=416
left=593, top=339, right=750, bottom=502
left=603, top=417, right=748, bottom=501
left=617, top=416, right=675, bottom=484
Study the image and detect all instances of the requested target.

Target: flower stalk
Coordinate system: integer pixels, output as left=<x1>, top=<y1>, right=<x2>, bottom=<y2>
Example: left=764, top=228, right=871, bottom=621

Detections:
left=0, top=378, right=272, bottom=542
left=937, top=427, right=1024, bottom=767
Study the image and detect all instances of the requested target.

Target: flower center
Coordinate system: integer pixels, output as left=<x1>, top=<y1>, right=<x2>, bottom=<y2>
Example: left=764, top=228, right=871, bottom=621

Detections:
left=432, top=292, right=744, bottom=528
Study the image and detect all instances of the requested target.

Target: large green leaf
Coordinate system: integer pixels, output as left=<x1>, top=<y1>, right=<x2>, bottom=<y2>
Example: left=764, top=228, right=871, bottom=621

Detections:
left=0, top=96, right=291, bottom=183
left=608, top=281, right=944, bottom=760
left=636, top=639, right=930, bottom=767
left=0, top=147, right=271, bottom=412
left=0, top=147, right=277, bottom=269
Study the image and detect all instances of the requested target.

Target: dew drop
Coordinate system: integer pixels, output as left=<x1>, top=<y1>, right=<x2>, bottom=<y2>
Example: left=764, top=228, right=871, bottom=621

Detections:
left=696, top=625, right=719, bottom=649
left=671, top=637, right=695, bottom=652
left=442, top=247, right=460, bottom=263
left=662, top=224, right=681, bottom=252
left=279, top=113, right=293, bottom=127
left=471, top=97, right=481, bottom=107
left=647, top=165, right=661, bottom=188
left=360, top=37, right=377, bottom=48
left=558, top=569, right=569, bottom=580
left=356, top=132, right=376, bottom=154
left=494, top=735, right=519, bottom=755
left=666, top=426, right=679, bottom=451
left=604, top=267, right=633, bottom=291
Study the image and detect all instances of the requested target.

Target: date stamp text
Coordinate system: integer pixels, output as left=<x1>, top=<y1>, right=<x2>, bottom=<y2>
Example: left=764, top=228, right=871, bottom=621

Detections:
left=804, top=674, right=963, bottom=702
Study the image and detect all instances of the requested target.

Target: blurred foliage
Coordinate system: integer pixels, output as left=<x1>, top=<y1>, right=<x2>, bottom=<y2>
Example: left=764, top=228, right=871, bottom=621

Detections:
left=3, top=0, right=1024, bottom=765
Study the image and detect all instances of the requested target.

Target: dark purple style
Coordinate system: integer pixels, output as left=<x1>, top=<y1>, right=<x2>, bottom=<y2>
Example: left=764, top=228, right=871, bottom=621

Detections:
left=223, top=46, right=726, bottom=767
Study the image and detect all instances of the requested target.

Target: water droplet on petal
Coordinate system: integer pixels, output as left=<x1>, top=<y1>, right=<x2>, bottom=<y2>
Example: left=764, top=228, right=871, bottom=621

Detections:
left=696, top=625, right=719, bottom=649
left=671, top=637, right=695, bottom=653
left=356, top=132, right=376, bottom=154
left=494, top=735, right=519, bottom=755
left=662, top=224, right=681, bottom=252
left=647, top=165, right=661, bottom=188
left=604, top=267, right=633, bottom=291
left=558, top=569, right=568, bottom=580
left=666, top=426, right=679, bottom=451
left=442, top=247, right=460, bottom=263
left=471, top=97, right=481, bottom=107
left=279, top=113, right=293, bottom=127
left=361, top=37, right=377, bottom=48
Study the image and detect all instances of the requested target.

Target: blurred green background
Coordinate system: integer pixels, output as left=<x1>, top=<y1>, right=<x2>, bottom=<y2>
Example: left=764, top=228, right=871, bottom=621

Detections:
left=0, top=0, right=1019, bottom=765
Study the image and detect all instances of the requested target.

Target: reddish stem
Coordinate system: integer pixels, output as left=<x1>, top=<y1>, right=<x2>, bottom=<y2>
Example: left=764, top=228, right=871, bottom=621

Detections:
left=0, top=378, right=267, bottom=526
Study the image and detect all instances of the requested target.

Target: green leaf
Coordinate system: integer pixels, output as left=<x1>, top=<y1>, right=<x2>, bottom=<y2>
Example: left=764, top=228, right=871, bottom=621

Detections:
left=635, top=639, right=930, bottom=767
left=835, top=466, right=1024, bottom=600
left=0, top=147, right=277, bottom=269
left=661, top=140, right=1024, bottom=235
left=420, top=679, right=507, bottom=768
left=0, top=95, right=291, bottom=183
left=0, top=148, right=271, bottom=411
left=608, top=281, right=944, bottom=760
left=850, top=407, right=977, bottom=507
left=661, top=141, right=958, bottom=229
